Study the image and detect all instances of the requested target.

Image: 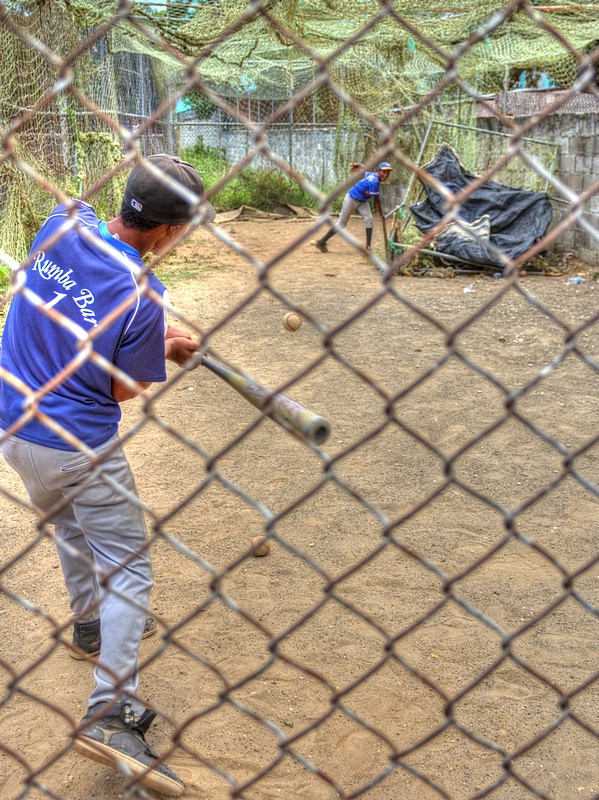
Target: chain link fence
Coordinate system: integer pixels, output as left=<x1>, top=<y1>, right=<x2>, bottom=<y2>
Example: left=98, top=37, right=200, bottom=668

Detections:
left=1, top=1, right=599, bottom=799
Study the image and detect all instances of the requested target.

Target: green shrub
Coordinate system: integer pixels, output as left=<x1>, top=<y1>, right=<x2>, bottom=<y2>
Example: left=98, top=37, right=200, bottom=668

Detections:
left=181, top=137, right=320, bottom=213
left=0, top=268, right=10, bottom=297
left=181, top=137, right=229, bottom=190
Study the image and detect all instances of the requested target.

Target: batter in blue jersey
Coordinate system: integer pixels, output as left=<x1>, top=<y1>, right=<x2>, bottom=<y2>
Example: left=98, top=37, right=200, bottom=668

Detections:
left=1, top=201, right=170, bottom=450
left=313, top=161, right=393, bottom=252
left=0, top=154, right=215, bottom=797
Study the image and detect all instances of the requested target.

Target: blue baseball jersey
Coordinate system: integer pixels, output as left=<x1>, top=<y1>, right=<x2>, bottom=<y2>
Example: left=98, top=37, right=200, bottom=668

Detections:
left=349, top=172, right=380, bottom=202
left=0, top=202, right=168, bottom=450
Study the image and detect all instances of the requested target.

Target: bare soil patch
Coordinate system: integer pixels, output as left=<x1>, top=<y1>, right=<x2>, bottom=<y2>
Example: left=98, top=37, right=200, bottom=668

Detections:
left=1, top=217, right=598, bottom=800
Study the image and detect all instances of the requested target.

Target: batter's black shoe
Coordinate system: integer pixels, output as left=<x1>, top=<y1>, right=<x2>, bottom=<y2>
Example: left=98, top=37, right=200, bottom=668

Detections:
left=70, top=616, right=157, bottom=660
left=311, top=239, right=328, bottom=253
left=74, top=702, right=184, bottom=797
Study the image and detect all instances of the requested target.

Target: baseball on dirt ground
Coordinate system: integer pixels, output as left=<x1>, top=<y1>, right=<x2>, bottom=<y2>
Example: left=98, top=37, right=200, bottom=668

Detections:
left=251, top=536, right=270, bottom=556
left=282, top=312, right=302, bottom=332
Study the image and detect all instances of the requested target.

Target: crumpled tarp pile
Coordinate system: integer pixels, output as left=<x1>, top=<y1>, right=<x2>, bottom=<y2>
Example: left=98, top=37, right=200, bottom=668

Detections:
left=410, top=144, right=553, bottom=269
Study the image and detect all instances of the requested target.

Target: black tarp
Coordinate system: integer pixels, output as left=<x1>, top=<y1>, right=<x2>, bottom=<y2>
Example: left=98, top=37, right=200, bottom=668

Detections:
left=410, top=144, right=553, bottom=268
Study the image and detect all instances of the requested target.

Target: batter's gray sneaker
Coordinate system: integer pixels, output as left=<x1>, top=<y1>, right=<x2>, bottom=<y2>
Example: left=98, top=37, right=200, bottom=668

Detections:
left=73, top=702, right=184, bottom=797
left=70, top=616, right=157, bottom=660
left=311, top=239, right=328, bottom=253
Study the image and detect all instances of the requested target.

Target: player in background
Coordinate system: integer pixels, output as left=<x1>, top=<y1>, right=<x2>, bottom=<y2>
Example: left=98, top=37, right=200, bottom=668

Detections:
left=312, top=161, right=393, bottom=253
left=0, top=154, right=215, bottom=797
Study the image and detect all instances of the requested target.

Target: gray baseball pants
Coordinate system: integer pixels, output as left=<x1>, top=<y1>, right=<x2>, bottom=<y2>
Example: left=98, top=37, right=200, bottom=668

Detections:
left=337, top=193, right=374, bottom=230
left=0, top=434, right=152, bottom=716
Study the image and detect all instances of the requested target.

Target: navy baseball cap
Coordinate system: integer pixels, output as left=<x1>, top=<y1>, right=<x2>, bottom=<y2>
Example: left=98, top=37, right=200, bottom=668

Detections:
left=124, top=154, right=216, bottom=225
left=378, top=162, right=393, bottom=171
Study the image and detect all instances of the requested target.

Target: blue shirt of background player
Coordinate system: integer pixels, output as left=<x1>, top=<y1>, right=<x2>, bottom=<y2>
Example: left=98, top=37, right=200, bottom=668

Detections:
left=348, top=171, right=380, bottom=203
left=0, top=201, right=168, bottom=451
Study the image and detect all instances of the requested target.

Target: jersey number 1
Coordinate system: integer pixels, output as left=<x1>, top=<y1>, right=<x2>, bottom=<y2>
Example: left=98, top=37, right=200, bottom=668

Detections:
left=44, top=292, right=67, bottom=309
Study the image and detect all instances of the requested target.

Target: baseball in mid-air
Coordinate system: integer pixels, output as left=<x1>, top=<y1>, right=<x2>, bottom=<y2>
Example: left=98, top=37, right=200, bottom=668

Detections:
left=251, top=536, right=270, bottom=557
left=283, top=312, right=302, bottom=332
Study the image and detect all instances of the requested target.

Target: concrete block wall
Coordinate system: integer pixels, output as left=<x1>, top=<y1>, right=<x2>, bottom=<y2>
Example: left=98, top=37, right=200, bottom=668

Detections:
left=481, top=114, right=599, bottom=266
left=535, top=113, right=599, bottom=266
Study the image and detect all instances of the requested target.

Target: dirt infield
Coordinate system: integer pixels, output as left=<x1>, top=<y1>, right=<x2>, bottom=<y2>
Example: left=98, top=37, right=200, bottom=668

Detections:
left=1, top=217, right=598, bottom=800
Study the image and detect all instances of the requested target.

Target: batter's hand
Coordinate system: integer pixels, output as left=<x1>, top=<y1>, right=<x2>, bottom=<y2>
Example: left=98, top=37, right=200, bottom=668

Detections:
left=165, top=336, right=198, bottom=366
left=165, top=325, right=192, bottom=341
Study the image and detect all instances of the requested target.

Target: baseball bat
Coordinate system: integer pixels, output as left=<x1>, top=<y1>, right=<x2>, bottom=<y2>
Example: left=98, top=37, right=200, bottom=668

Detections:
left=200, top=357, right=331, bottom=445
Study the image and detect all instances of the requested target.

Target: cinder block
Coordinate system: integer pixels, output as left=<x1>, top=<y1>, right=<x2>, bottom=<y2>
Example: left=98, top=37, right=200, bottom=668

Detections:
left=579, top=248, right=599, bottom=266
left=588, top=196, right=599, bottom=214
left=553, top=136, right=569, bottom=152
left=565, top=173, right=584, bottom=193
left=575, top=155, right=589, bottom=173
left=559, top=153, right=576, bottom=174
left=582, top=173, right=599, bottom=191
left=583, top=233, right=599, bottom=249
left=570, top=136, right=584, bottom=154
left=549, top=205, right=566, bottom=223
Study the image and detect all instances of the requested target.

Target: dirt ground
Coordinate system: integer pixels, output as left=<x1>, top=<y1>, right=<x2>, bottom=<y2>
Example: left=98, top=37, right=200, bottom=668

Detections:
left=1, top=216, right=599, bottom=800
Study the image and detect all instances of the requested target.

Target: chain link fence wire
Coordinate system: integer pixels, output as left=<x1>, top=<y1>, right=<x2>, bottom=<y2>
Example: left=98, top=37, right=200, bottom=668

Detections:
left=1, top=0, right=599, bottom=798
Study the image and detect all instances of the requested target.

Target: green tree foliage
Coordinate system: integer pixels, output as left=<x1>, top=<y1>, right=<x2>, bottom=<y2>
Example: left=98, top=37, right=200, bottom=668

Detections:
left=184, top=89, right=216, bottom=121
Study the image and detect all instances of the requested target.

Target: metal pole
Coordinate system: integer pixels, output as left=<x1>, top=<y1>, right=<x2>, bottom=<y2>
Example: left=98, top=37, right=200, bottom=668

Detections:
left=289, top=107, right=293, bottom=169
left=430, top=118, right=556, bottom=147
left=246, top=98, right=250, bottom=157
left=399, top=120, right=433, bottom=234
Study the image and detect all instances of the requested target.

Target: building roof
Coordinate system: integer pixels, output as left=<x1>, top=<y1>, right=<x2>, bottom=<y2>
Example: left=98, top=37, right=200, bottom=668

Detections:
left=476, top=89, right=599, bottom=118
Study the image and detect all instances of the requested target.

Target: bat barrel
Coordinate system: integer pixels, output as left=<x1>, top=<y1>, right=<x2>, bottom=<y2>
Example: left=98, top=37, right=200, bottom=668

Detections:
left=303, top=418, right=330, bottom=445
left=201, top=357, right=331, bottom=445
left=270, top=401, right=331, bottom=445
left=306, top=417, right=331, bottom=444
